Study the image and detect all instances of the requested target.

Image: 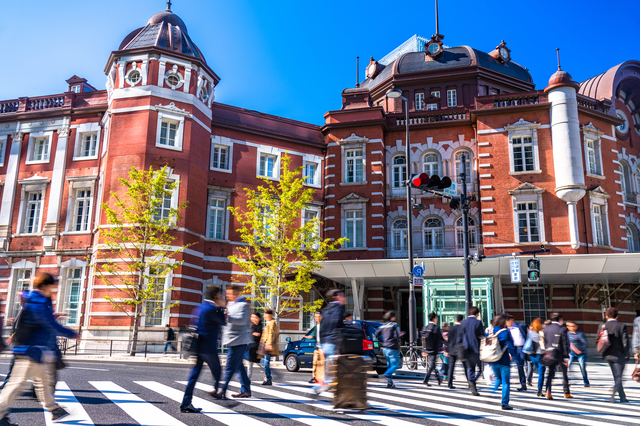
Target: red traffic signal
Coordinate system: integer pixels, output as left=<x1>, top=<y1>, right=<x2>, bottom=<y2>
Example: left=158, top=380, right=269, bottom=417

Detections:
left=410, top=174, right=453, bottom=191
left=411, top=173, right=430, bottom=188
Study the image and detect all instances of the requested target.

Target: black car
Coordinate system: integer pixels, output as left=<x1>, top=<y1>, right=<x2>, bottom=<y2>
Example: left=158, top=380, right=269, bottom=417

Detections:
left=283, top=320, right=387, bottom=374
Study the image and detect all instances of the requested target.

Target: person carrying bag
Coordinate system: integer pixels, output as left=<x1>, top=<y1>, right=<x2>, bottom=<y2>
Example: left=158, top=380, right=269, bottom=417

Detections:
left=258, top=309, right=279, bottom=386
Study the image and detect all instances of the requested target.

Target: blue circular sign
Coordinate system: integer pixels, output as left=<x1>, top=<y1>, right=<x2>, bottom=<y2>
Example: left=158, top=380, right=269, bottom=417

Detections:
left=413, top=265, right=424, bottom=277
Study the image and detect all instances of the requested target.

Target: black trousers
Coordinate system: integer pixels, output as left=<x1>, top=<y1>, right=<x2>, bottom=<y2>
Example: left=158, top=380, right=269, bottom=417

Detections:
left=608, top=360, right=625, bottom=398
left=423, top=354, right=440, bottom=383
left=464, top=352, right=482, bottom=383
left=447, top=355, right=469, bottom=385
left=546, top=360, right=569, bottom=393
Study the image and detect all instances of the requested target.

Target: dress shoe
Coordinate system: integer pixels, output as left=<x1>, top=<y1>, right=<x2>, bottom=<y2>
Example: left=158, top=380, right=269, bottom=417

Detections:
left=537, top=390, right=543, bottom=397
left=386, top=382, right=395, bottom=388
left=448, top=385, right=456, bottom=390
left=180, top=404, right=202, bottom=413
left=584, top=384, right=590, bottom=387
left=564, top=394, right=573, bottom=399
left=262, top=380, right=272, bottom=386
left=516, top=386, right=527, bottom=392
left=424, top=382, right=432, bottom=387
left=437, top=376, right=443, bottom=386
left=469, top=382, right=479, bottom=396
left=308, top=378, right=316, bottom=384
left=620, top=397, right=630, bottom=403
left=501, top=405, right=513, bottom=410
left=232, top=392, right=252, bottom=398
left=527, top=381, right=533, bottom=387
left=210, top=391, right=226, bottom=400
left=0, top=415, right=17, bottom=426
left=51, top=407, right=70, bottom=421
left=546, top=391, right=553, bottom=400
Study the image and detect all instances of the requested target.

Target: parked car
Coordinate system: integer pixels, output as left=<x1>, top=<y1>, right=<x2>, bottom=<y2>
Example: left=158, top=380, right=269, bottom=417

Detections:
left=283, top=320, right=387, bottom=374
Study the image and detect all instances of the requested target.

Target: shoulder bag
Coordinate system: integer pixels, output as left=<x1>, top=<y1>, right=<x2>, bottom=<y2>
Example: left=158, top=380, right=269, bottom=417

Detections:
left=596, top=323, right=611, bottom=356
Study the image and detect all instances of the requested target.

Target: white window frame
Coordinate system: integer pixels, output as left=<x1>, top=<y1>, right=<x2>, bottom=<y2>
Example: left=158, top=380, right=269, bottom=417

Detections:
left=426, top=103, right=438, bottom=111
left=16, top=176, right=49, bottom=236
left=505, top=119, right=541, bottom=175
left=73, top=122, right=101, bottom=161
left=582, top=124, right=604, bottom=179
left=391, top=154, right=407, bottom=188
left=588, top=188, right=611, bottom=247
left=70, top=85, right=81, bottom=94
left=344, top=209, right=364, bottom=248
left=337, top=136, right=367, bottom=185
left=431, top=91, right=440, bottom=99
left=210, top=135, right=233, bottom=173
left=391, top=218, right=408, bottom=252
left=338, top=194, right=368, bottom=250
left=422, top=151, right=440, bottom=176
left=164, top=65, right=185, bottom=90
left=64, top=176, right=97, bottom=234
left=151, top=171, right=180, bottom=225
left=447, top=89, right=457, bottom=107
left=26, top=131, right=53, bottom=164
left=415, top=93, right=425, bottom=110
left=0, top=135, right=7, bottom=167
left=620, top=161, right=634, bottom=202
left=509, top=184, right=546, bottom=244
left=453, top=149, right=474, bottom=186
left=423, top=217, right=444, bottom=253
left=206, top=186, right=233, bottom=241
left=256, top=146, right=282, bottom=180
left=303, top=160, right=320, bottom=187
left=455, top=216, right=477, bottom=252
left=515, top=201, right=542, bottom=243
left=627, top=223, right=640, bottom=253
left=155, top=111, right=185, bottom=151
left=7, top=260, right=36, bottom=320
left=58, top=259, right=87, bottom=327
left=302, top=205, right=321, bottom=250
left=344, top=148, right=365, bottom=183
left=125, top=62, right=143, bottom=87
left=141, top=265, right=173, bottom=327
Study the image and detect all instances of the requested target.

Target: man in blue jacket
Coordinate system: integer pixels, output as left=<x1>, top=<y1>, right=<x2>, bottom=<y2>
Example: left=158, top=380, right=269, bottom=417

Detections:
left=461, top=306, right=484, bottom=396
left=0, top=273, right=79, bottom=426
left=180, top=286, right=226, bottom=413
left=313, top=289, right=345, bottom=394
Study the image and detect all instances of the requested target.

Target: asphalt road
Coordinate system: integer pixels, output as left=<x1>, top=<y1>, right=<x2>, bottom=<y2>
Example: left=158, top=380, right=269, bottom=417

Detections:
left=0, top=359, right=639, bottom=426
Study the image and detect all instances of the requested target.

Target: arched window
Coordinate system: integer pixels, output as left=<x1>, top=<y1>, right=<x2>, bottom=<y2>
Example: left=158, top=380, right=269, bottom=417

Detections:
left=627, top=224, right=640, bottom=253
left=422, top=152, right=440, bottom=176
left=620, top=161, right=633, bottom=202
left=454, top=150, right=473, bottom=184
left=391, top=219, right=408, bottom=251
left=423, top=218, right=444, bottom=251
left=392, top=155, right=407, bottom=188
left=456, top=216, right=477, bottom=249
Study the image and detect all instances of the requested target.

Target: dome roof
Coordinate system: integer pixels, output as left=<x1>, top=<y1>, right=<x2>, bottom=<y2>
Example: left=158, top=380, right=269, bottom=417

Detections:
left=545, top=69, right=580, bottom=92
left=117, top=8, right=205, bottom=62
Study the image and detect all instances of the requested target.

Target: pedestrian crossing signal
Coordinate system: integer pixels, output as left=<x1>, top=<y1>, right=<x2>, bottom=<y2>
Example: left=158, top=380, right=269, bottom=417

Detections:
left=527, top=258, right=540, bottom=282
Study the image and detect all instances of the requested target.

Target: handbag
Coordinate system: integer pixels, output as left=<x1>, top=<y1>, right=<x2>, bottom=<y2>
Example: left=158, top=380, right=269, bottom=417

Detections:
left=257, top=342, right=268, bottom=357
left=632, top=360, right=640, bottom=383
left=522, top=337, right=533, bottom=355
left=596, top=324, right=610, bottom=356
left=540, top=348, right=558, bottom=366
left=183, top=331, right=199, bottom=355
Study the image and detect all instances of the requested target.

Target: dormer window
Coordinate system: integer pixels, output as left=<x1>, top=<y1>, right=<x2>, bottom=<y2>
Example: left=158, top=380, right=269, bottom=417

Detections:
left=415, top=93, right=425, bottom=110
left=125, top=62, right=142, bottom=87
left=71, top=85, right=81, bottom=94
left=164, top=65, right=184, bottom=90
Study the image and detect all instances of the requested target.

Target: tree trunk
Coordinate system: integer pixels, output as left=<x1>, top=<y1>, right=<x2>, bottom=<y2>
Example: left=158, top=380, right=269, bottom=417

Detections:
left=129, top=303, right=142, bottom=356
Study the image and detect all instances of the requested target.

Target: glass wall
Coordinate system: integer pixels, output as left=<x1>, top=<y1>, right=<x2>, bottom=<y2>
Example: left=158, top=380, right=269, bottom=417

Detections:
left=423, top=278, right=493, bottom=328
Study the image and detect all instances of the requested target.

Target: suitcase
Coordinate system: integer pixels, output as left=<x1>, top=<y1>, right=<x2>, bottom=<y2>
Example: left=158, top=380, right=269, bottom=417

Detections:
left=338, top=323, right=364, bottom=355
left=330, top=355, right=368, bottom=410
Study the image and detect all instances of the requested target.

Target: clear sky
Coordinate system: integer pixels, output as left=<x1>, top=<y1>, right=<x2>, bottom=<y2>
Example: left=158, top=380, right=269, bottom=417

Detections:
left=1, top=0, right=638, bottom=126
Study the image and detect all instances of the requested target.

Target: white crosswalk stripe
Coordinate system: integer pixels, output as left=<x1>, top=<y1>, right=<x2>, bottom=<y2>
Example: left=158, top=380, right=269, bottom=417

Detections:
left=44, top=382, right=94, bottom=426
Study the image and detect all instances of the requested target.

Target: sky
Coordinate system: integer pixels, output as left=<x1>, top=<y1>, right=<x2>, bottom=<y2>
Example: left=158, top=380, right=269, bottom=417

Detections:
left=1, top=0, right=639, bottom=126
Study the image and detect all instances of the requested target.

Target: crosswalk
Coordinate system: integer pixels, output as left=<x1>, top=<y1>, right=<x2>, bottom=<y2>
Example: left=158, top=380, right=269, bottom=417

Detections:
left=6, top=374, right=640, bottom=426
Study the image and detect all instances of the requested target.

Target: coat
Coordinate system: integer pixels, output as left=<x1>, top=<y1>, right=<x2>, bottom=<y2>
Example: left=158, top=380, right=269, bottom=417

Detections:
left=632, top=316, right=640, bottom=355
left=319, top=302, right=345, bottom=346
left=600, top=319, right=629, bottom=363
left=491, top=326, right=517, bottom=366
left=421, top=322, right=444, bottom=354
left=461, top=315, right=484, bottom=354
left=260, top=320, right=280, bottom=356
left=196, top=301, right=225, bottom=354
left=447, top=323, right=462, bottom=356
left=541, top=322, right=570, bottom=360
left=222, top=296, right=253, bottom=347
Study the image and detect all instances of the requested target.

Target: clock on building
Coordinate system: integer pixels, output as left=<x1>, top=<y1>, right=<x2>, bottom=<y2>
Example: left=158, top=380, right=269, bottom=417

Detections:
left=366, top=58, right=380, bottom=79
left=495, top=40, right=511, bottom=63
left=425, top=34, right=444, bottom=58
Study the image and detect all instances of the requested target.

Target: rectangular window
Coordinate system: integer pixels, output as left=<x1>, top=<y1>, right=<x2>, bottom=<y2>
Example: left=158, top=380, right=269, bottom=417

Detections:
left=259, top=154, right=277, bottom=178
left=426, top=103, right=438, bottom=111
left=30, top=137, right=50, bottom=162
left=153, top=184, right=173, bottom=222
left=208, top=197, right=226, bottom=240
left=304, top=162, right=317, bottom=185
left=0, top=136, right=6, bottom=165
left=585, top=138, right=602, bottom=176
left=11, top=269, right=31, bottom=319
left=145, top=268, right=166, bottom=327
left=303, top=209, right=319, bottom=244
left=415, top=93, right=425, bottom=110
left=431, top=91, right=440, bottom=98
left=80, top=133, right=98, bottom=158
left=517, top=202, right=540, bottom=243
left=23, top=192, right=43, bottom=234
left=447, top=89, right=457, bottom=107
left=71, top=85, right=81, bottom=93
left=345, top=149, right=364, bottom=183
left=212, top=145, right=229, bottom=170
left=64, top=268, right=82, bottom=326
left=512, top=137, right=534, bottom=172
left=159, top=121, right=178, bottom=146
left=74, top=189, right=92, bottom=232
left=345, top=210, right=364, bottom=248
left=523, top=285, right=546, bottom=326
left=593, top=204, right=605, bottom=245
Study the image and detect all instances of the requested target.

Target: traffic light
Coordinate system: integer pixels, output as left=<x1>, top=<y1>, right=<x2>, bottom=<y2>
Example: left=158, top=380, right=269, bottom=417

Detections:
left=527, top=258, right=540, bottom=282
left=449, top=196, right=461, bottom=210
left=409, top=174, right=453, bottom=191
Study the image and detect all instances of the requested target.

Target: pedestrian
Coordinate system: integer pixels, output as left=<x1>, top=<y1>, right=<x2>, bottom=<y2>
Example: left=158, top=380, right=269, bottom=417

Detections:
left=421, top=312, right=444, bottom=386
left=0, top=291, right=30, bottom=391
left=164, top=324, right=176, bottom=354
left=313, top=289, right=346, bottom=394
left=633, top=310, right=640, bottom=362
left=525, top=318, right=546, bottom=397
left=213, top=284, right=253, bottom=400
left=375, top=311, right=403, bottom=388
left=247, top=312, right=263, bottom=381
left=597, top=307, right=629, bottom=403
left=0, top=273, right=79, bottom=425
left=461, top=306, right=484, bottom=396
left=489, top=313, right=516, bottom=410
left=506, top=315, right=528, bottom=391
left=308, top=311, right=324, bottom=384
left=439, top=322, right=450, bottom=380
left=541, top=312, right=572, bottom=399
left=446, top=314, right=465, bottom=389
left=566, top=321, right=590, bottom=387
left=180, top=286, right=226, bottom=412
left=259, top=309, right=279, bottom=386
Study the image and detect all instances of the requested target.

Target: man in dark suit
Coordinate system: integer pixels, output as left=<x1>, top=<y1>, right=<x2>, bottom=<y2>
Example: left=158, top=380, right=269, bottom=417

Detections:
left=541, top=312, right=571, bottom=399
left=446, top=314, right=465, bottom=389
left=461, top=306, right=484, bottom=396
left=599, top=307, right=629, bottom=403
left=421, top=312, right=444, bottom=386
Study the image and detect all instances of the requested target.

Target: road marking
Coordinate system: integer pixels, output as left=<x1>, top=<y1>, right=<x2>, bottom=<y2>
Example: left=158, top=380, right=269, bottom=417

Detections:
left=67, top=367, right=110, bottom=371
left=90, top=381, right=186, bottom=426
left=136, top=381, right=270, bottom=426
left=44, top=382, right=94, bottom=426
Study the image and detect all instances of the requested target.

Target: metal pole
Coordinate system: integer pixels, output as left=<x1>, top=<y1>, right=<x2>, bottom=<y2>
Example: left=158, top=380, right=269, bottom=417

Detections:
left=404, top=98, right=416, bottom=346
left=461, top=154, right=472, bottom=315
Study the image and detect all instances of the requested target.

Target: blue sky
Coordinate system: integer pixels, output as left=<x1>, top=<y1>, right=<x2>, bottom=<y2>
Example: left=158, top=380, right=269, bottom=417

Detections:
left=1, top=0, right=638, bottom=125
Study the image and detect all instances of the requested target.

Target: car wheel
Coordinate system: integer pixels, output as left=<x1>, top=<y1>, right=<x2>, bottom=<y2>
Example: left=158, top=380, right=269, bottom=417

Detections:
left=285, top=354, right=300, bottom=372
left=375, top=367, right=386, bottom=375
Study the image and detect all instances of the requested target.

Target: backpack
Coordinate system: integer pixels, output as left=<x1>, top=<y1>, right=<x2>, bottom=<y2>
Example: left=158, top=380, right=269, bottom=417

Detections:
left=338, top=323, right=364, bottom=355
left=12, top=304, right=35, bottom=346
left=596, top=324, right=611, bottom=356
left=479, top=328, right=507, bottom=362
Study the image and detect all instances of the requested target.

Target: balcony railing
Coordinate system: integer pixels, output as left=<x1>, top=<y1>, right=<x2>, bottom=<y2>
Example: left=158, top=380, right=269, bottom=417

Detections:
left=392, top=108, right=468, bottom=126
left=384, top=244, right=478, bottom=259
left=0, top=100, right=19, bottom=114
left=27, top=95, right=65, bottom=111
left=624, top=192, right=637, bottom=204
left=475, top=91, right=547, bottom=110
left=576, top=94, right=610, bottom=114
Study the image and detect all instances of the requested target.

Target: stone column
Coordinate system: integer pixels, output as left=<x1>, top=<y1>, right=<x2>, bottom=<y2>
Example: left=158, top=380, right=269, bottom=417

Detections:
left=42, top=125, right=70, bottom=250
left=0, top=133, right=23, bottom=250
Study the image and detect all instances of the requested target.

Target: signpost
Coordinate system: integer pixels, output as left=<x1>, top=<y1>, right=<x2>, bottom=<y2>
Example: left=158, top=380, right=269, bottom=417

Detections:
left=413, top=277, right=424, bottom=286
left=412, top=265, right=424, bottom=278
left=510, top=258, right=521, bottom=283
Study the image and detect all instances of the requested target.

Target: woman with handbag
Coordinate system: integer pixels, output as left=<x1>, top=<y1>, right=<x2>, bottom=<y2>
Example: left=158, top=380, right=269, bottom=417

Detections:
left=488, top=314, right=517, bottom=410
left=525, top=318, right=546, bottom=397
left=246, top=312, right=263, bottom=381
left=259, top=310, right=280, bottom=386
left=597, top=307, right=629, bottom=403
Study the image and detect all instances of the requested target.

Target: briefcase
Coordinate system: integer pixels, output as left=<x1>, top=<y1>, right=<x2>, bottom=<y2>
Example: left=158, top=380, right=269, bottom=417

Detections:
left=331, top=355, right=368, bottom=410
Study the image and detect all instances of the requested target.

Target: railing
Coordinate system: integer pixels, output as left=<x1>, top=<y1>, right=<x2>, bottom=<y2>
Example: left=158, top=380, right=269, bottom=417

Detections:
left=392, top=109, right=468, bottom=126
left=624, top=192, right=637, bottom=204
left=475, top=91, right=546, bottom=110
left=0, top=100, right=19, bottom=114
left=57, top=338, right=195, bottom=359
left=384, top=245, right=478, bottom=259
left=27, top=95, right=65, bottom=111
left=576, top=94, right=610, bottom=114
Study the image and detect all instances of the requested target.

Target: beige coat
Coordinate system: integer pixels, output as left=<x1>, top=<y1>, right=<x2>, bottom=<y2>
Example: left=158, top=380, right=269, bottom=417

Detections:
left=260, top=320, right=280, bottom=356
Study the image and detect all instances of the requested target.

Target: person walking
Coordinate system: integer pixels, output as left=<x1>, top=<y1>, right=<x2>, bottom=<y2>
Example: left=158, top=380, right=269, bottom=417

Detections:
left=213, top=284, right=253, bottom=400
left=421, top=313, right=444, bottom=387
left=446, top=315, right=465, bottom=389
left=308, top=311, right=324, bottom=384
left=247, top=312, right=263, bottom=381
left=259, top=309, right=279, bottom=386
left=180, top=286, right=226, bottom=412
left=541, top=313, right=572, bottom=399
left=566, top=321, right=590, bottom=387
left=489, top=314, right=517, bottom=410
left=461, top=306, right=484, bottom=396
left=598, top=307, right=629, bottom=403
left=0, top=291, right=30, bottom=391
left=633, top=310, right=640, bottom=363
left=506, top=315, right=528, bottom=391
left=313, top=289, right=346, bottom=394
left=525, top=318, right=546, bottom=397
left=164, top=324, right=176, bottom=354
left=375, top=311, right=402, bottom=388
left=0, top=273, right=79, bottom=426
left=439, top=322, right=450, bottom=381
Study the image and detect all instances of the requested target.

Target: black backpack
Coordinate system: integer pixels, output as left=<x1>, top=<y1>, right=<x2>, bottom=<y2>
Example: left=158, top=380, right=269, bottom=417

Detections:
left=12, top=304, right=35, bottom=346
left=338, top=323, right=364, bottom=355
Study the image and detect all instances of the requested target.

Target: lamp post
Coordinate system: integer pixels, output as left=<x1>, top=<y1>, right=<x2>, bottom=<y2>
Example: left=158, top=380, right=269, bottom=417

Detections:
left=386, top=88, right=417, bottom=347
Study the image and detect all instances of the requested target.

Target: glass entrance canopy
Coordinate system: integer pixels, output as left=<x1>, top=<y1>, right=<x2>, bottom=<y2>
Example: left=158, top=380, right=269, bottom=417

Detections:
left=423, top=277, right=493, bottom=328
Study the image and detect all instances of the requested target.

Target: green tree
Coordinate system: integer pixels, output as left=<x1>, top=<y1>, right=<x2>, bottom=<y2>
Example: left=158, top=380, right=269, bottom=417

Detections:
left=93, top=166, right=189, bottom=356
left=229, top=154, right=346, bottom=321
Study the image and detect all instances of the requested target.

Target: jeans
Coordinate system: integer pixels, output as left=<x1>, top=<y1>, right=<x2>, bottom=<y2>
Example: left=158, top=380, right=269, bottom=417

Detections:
left=464, top=352, right=482, bottom=383
left=181, top=351, right=221, bottom=407
left=491, top=363, right=511, bottom=406
left=439, top=353, right=448, bottom=377
left=260, top=355, right=272, bottom=381
left=514, top=346, right=526, bottom=387
left=314, top=342, right=337, bottom=390
left=568, top=353, right=590, bottom=385
left=164, top=342, right=175, bottom=353
left=608, top=360, right=625, bottom=399
left=382, top=348, right=401, bottom=383
left=220, top=344, right=251, bottom=394
left=423, top=353, right=440, bottom=383
left=526, top=354, right=546, bottom=391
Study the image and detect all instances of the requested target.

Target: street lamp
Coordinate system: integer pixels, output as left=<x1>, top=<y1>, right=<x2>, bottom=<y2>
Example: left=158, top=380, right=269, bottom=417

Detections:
left=385, top=88, right=417, bottom=348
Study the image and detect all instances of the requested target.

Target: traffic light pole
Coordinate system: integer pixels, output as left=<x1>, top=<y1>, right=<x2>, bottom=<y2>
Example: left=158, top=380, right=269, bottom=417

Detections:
left=404, top=100, right=417, bottom=349
left=461, top=154, right=472, bottom=316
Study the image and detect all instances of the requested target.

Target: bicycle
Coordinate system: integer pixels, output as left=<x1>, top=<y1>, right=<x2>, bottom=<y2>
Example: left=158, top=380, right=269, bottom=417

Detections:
left=402, top=344, right=427, bottom=370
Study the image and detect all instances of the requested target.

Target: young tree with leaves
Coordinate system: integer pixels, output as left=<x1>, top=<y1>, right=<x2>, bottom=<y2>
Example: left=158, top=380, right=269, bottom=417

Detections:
left=93, top=166, right=189, bottom=356
left=228, top=154, right=346, bottom=322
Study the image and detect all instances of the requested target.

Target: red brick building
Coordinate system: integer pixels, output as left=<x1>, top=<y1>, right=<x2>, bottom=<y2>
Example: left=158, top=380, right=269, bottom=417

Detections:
left=0, top=8, right=639, bottom=347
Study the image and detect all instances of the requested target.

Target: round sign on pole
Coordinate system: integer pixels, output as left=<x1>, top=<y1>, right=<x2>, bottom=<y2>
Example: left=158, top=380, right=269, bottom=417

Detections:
left=412, top=265, right=424, bottom=278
